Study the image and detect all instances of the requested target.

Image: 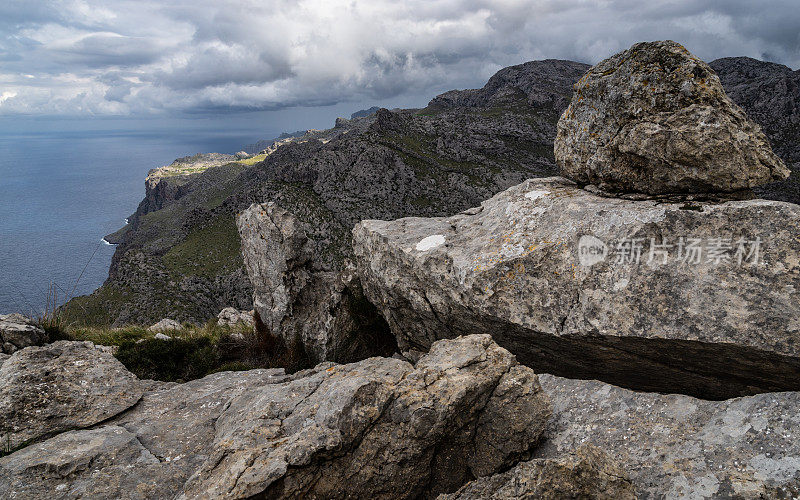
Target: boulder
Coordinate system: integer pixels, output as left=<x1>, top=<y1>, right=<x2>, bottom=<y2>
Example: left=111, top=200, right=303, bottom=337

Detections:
left=353, top=176, right=800, bottom=399
left=148, top=318, right=181, bottom=332
left=237, top=202, right=396, bottom=364
left=0, top=341, right=143, bottom=450
left=0, top=369, right=288, bottom=499
left=439, top=444, right=635, bottom=500
left=0, top=313, right=46, bottom=354
left=0, top=335, right=551, bottom=499
left=178, top=334, right=551, bottom=499
left=535, top=374, right=800, bottom=499
left=216, top=307, right=254, bottom=327
left=554, top=40, right=789, bottom=195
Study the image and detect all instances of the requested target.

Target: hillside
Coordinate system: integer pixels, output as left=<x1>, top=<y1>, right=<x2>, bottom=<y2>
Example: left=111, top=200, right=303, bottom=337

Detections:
left=63, top=56, right=800, bottom=326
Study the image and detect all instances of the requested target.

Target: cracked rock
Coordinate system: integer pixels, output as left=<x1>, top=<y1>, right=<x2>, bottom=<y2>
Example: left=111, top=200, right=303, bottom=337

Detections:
left=535, top=374, right=800, bottom=499
left=0, top=313, right=46, bottom=354
left=1, top=335, right=550, bottom=499
left=353, top=176, right=800, bottom=399
left=237, top=202, right=396, bottom=363
left=0, top=341, right=143, bottom=450
left=439, top=444, right=635, bottom=500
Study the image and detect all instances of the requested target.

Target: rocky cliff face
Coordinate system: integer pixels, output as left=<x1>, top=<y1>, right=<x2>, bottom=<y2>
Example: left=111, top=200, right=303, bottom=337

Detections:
left=66, top=53, right=799, bottom=327
left=65, top=59, right=587, bottom=326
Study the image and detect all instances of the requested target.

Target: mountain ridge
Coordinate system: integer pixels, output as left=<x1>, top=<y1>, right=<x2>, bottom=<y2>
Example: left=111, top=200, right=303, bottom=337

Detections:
left=62, top=55, right=800, bottom=326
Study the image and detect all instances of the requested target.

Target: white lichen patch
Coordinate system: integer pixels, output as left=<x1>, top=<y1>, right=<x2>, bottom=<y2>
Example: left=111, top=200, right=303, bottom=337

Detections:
left=525, top=190, right=550, bottom=201
left=416, top=234, right=446, bottom=252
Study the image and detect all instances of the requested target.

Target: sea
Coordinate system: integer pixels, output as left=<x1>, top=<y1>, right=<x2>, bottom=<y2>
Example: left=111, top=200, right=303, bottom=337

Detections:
left=0, top=129, right=266, bottom=315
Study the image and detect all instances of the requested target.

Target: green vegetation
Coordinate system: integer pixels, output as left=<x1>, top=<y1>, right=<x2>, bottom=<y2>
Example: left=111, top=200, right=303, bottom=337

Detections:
left=59, top=284, right=132, bottom=327
left=237, top=153, right=268, bottom=165
left=162, top=214, right=242, bottom=279
left=45, top=321, right=308, bottom=382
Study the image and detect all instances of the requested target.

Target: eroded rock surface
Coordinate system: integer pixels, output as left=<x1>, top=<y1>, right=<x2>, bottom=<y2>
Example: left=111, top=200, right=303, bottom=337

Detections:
left=353, top=176, right=800, bottom=399
left=0, top=341, right=143, bottom=450
left=536, top=374, right=800, bottom=499
left=1, top=335, right=550, bottom=499
left=0, top=368, right=287, bottom=499
left=555, top=40, right=789, bottom=195
left=179, top=334, right=551, bottom=499
left=0, top=313, right=46, bottom=354
left=439, top=444, right=635, bottom=500
left=237, top=202, right=396, bottom=363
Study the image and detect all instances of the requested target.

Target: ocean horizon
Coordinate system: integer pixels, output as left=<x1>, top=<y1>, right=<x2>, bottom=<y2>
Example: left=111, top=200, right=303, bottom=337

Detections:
left=0, top=128, right=268, bottom=315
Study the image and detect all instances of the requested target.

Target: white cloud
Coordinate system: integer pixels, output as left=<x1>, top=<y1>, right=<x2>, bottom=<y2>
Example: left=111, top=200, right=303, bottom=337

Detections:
left=0, top=0, right=797, bottom=116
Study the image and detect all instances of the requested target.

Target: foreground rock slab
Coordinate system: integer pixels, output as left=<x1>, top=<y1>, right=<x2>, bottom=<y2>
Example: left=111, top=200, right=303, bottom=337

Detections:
left=555, top=40, right=789, bottom=195
left=354, top=176, right=800, bottom=399
left=439, top=444, right=635, bottom=500
left=179, top=334, right=550, bottom=499
left=0, top=368, right=287, bottom=499
left=1, top=335, right=550, bottom=499
left=0, top=341, right=143, bottom=450
left=536, top=374, right=800, bottom=499
left=0, top=313, right=46, bottom=354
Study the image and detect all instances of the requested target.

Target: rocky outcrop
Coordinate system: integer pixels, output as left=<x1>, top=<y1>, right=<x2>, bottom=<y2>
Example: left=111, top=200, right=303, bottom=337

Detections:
left=353, top=176, right=800, bottom=399
left=429, top=59, right=589, bottom=111
left=0, top=313, right=46, bottom=354
left=555, top=41, right=789, bottom=195
left=0, top=341, right=143, bottom=450
left=148, top=318, right=182, bottom=332
left=0, top=335, right=551, bottom=499
left=237, top=202, right=396, bottom=363
left=439, top=444, right=635, bottom=500
left=536, top=374, right=800, bottom=498
left=216, top=307, right=254, bottom=327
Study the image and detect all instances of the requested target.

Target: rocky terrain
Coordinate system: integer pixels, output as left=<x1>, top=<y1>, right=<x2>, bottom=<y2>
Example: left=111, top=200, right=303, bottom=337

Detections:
left=63, top=50, right=799, bottom=328
left=3, top=40, right=800, bottom=499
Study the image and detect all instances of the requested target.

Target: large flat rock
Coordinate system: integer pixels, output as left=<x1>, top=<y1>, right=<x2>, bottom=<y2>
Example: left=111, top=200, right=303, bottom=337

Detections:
left=536, top=374, right=800, bottom=499
left=353, top=176, right=800, bottom=398
left=0, top=341, right=143, bottom=450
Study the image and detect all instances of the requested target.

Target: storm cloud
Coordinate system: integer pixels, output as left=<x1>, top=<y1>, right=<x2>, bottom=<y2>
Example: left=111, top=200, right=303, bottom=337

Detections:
left=0, top=0, right=798, bottom=116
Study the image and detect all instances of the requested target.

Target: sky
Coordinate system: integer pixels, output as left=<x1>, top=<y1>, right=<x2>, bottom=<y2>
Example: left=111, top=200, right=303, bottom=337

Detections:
left=1, top=0, right=798, bottom=134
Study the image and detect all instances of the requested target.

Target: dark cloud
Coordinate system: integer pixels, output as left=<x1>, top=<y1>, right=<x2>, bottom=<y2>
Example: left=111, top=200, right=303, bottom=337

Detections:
left=0, top=0, right=797, bottom=117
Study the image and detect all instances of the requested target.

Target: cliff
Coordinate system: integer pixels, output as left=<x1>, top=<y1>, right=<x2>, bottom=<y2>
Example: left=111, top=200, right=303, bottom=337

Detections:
left=64, top=56, right=800, bottom=326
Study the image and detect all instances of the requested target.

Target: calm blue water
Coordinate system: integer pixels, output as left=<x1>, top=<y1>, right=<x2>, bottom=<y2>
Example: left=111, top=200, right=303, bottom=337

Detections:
left=0, top=129, right=264, bottom=315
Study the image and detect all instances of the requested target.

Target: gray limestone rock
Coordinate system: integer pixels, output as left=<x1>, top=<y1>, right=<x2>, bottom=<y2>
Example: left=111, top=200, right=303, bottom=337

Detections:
left=555, top=40, right=789, bottom=195
left=0, top=341, right=143, bottom=450
left=178, top=334, right=551, bottom=499
left=0, top=335, right=550, bottom=499
left=0, top=313, right=46, bottom=354
left=536, top=374, right=800, bottom=499
left=353, top=176, right=800, bottom=399
left=216, top=307, right=254, bottom=327
left=148, top=318, right=182, bottom=332
left=237, top=201, right=395, bottom=364
left=439, top=444, right=635, bottom=500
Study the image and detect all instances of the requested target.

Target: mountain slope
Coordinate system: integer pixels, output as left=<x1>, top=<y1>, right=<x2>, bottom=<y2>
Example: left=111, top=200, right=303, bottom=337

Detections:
left=63, top=56, right=799, bottom=326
